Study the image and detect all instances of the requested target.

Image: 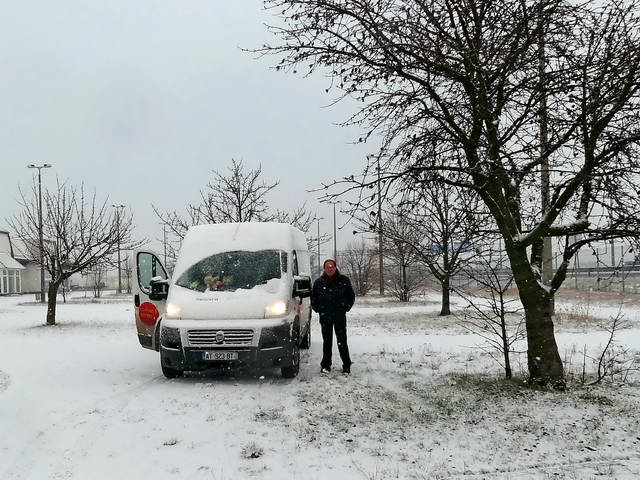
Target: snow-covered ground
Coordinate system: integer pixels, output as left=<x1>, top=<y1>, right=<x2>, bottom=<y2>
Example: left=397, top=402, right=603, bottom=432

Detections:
left=1, top=292, right=639, bottom=479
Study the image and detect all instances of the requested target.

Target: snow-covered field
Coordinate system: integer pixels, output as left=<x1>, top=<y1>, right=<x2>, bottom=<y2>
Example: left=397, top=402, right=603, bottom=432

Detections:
left=1, top=292, right=639, bottom=480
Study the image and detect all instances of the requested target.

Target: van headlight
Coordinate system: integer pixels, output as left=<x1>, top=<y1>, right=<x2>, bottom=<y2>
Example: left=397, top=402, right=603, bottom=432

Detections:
left=265, top=300, right=289, bottom=318
left=165, top=302, right=181, bottom=319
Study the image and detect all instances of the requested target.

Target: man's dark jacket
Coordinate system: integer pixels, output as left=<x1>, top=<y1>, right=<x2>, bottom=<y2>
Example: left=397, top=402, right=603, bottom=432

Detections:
left=311, top=271, right=355, bottom=321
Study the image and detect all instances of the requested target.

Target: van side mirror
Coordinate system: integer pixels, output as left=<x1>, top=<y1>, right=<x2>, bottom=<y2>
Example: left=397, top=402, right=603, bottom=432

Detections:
left=149, top=277, right=169, bottom=301
left=293, top=275, right=311, bottom=299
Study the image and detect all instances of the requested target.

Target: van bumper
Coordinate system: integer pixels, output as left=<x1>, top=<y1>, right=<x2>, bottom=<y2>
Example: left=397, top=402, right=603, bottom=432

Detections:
left=160, top=321, right=296, bottom=372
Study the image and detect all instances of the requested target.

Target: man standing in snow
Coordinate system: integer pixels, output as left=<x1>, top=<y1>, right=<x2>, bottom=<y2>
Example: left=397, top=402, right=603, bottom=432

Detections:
left=311, top=259, right=355, bottom=374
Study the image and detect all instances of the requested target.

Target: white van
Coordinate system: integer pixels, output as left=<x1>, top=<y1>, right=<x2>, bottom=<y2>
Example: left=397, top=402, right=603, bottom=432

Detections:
left=132, top=222, right=312, bottom=379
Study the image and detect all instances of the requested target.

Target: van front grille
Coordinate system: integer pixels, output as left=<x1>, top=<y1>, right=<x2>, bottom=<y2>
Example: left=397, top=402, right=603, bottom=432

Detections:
left=187, top=329, right=254, bottom=347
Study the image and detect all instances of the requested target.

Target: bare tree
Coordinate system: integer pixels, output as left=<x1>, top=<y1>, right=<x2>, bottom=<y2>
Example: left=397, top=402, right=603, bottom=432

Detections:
left=456, top=243, right=525, bottom=379
left=587, top=312, right=639, bottom=386
left=90, top=262, right=108, bottom=299
left=400, top=179, right=485, bottom=315
left=10, top=179, right=142, bottom=325
left=154, top=159, right=278, bottom=237
left=154, top=158, right=319, bottom=251
left=202, top=159, right=279, bottom=223
left=259, top=0, right=640, bottom=387
left=380, top=203, right=423, bottom=302
left=341, top=237, right=376, bottom=295
left=122, top=252, right=133, bottom=294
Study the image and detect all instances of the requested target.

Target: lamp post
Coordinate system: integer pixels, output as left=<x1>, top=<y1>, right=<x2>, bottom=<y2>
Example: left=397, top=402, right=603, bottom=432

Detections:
left=112, top=204, right=125, bottom=294
left=27, top=163, right=52, bottom=303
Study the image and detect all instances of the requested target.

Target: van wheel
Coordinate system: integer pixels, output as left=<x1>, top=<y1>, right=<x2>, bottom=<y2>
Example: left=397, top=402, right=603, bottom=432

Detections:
left=281, top=343, right=300, bottom=378
left=162, top=364, right=183, bottom=379
left=299, top=325, right=311, bottom=350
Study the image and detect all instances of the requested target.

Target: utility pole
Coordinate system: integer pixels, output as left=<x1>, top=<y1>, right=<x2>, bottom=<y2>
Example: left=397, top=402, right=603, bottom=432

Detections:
left=538, top=10, right=553, bottom=313
left=163, top=224, right=168, bottom=266
left=610, top=198, right=616, bottom=268
left=27, top=163, right=52, bottom=303
left=377, top=157, right=384, bottom=295
left=332, top=202, right=337, bottom=261
left=315, top=217, right=323, bottom=277
left=611, top=236, right=616, bottom=268
left=112, top=204, right=125, bottom=294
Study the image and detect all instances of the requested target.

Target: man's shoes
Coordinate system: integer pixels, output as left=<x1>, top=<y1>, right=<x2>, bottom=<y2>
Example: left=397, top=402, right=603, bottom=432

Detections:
left=342, top=366, right=351, bottom=374
left=321, top=367, right=331, bottom=374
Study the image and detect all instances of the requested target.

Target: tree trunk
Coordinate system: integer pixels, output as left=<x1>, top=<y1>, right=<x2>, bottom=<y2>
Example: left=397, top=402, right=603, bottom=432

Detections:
left=507, top=246, right=565, bottom=387
left=521, top=291, right=565, bottom=387
left=439, top=276, right=451, bottom=316
left=500, top=301, right=512, bottom=379
left=401, top=263, right=408, bottom=302
left=46, top=281, right=62, bottom=326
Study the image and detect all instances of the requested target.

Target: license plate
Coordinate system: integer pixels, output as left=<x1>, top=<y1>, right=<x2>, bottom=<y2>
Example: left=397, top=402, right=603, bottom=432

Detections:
left=202, top=351, right=238, bottom=361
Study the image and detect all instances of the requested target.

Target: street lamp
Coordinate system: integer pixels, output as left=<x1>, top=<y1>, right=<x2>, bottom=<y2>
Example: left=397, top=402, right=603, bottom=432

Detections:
left=27, top=163, right=52, bottom=303
left=112, top=204, right=125, bottom=294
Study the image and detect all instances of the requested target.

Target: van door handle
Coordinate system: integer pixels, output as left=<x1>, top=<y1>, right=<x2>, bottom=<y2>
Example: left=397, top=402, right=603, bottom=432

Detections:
left=134, top=294, right=140, bottom=307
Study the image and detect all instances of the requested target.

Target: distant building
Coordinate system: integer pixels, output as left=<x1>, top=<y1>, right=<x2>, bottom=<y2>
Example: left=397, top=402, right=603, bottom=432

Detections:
left=11, top=236, right=51, bottom=294
left=0, top=231, right=55, bottom=295
left=0, top=230, right=25, bottom=294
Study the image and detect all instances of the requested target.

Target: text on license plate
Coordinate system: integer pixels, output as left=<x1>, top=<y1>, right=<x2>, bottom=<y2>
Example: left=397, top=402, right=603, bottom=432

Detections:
left=202, top=351, right=238, bottom=361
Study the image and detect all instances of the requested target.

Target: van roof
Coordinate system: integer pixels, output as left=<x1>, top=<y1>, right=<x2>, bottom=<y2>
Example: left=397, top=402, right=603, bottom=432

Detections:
left=173, top=222, right=308, bottom=277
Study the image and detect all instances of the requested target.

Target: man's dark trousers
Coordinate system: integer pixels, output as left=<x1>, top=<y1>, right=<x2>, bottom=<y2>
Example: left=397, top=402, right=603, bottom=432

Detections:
left=320, top=314, right=351, bottom=370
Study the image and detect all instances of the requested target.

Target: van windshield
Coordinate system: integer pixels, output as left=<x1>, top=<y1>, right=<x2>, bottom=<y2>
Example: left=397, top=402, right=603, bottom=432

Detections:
left=175, top=249, right=286, bottom=293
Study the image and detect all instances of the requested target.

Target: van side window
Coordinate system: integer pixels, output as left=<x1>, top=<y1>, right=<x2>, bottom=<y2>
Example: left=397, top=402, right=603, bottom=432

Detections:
left=292, top=251, right=299, bottom=276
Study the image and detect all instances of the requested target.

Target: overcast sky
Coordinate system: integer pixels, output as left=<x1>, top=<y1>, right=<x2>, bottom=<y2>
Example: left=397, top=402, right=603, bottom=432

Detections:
left=0, top=0, right=377, bottom=255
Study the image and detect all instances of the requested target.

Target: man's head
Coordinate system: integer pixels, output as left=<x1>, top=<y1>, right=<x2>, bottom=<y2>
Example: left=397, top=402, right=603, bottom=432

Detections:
left=323, top=259, right=337, bottom=277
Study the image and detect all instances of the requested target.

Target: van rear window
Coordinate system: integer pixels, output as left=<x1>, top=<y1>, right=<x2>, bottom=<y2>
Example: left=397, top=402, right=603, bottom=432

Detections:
left=175, top=249, right=284, bottom=293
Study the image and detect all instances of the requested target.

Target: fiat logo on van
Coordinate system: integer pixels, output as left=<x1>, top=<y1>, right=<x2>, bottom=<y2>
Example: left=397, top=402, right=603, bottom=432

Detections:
left=215, top=331, right=225, bottom=344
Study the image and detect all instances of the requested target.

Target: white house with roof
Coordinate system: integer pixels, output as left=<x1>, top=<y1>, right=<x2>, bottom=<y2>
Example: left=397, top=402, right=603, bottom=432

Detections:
left=0, top=230, right=25, bottom=295
left=11, top=236, right=50, bottom=294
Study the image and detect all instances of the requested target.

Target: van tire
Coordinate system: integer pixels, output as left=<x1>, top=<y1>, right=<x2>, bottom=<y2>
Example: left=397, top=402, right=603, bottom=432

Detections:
left=281, top=343, right=300, bottom=378
left=299, top=324, right=311, bottom=350
left=161, top=364, right=183, bottom=379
